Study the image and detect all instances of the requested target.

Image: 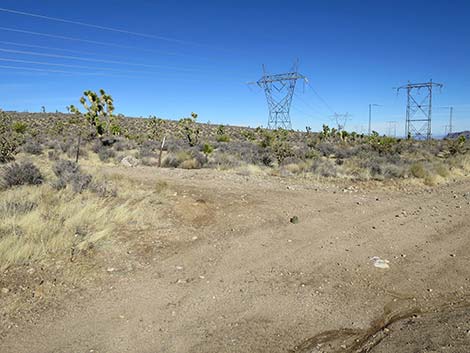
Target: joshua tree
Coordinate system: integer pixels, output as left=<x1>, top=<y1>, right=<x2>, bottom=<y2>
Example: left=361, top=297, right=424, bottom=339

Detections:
left=70, top=89, right=119, bottom=138
left=178, top=112, right=200, bottom=147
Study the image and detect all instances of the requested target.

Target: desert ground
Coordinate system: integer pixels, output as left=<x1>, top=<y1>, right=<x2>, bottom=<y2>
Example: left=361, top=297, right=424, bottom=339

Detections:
left=1, top=165, right=469, bottom=353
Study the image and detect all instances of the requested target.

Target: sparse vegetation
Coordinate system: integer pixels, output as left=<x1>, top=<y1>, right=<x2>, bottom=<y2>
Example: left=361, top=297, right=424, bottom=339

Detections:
left=0, top=111, right=18, bottom=163
left=3, top=110, right=470, bottom=185
left=1, top=161, right=43, bottom=189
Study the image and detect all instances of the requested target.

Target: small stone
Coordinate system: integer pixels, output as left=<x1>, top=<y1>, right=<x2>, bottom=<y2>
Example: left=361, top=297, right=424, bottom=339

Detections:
left=290, top=216, right=299, bottom=224
left=107, top=267, right=115, bottom=272
left=1, top=288, right=9, bottom=294
left=175, top=265, right=184, bottom=270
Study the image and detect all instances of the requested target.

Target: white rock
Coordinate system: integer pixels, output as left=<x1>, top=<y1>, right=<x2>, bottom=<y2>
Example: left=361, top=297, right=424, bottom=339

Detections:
left=120, top=156, right=140, bottom=167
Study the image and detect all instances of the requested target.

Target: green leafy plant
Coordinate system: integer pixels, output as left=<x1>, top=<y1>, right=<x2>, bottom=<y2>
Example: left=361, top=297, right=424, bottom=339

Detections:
left=216, top=124, right=230, bottom=142
left=258, top=128, right=293, bottom=164
left=448, top=135, right=467, bottom=155
left=203, top=143, right=214, bottom=155
left=12, top=121, right=27, bottom=134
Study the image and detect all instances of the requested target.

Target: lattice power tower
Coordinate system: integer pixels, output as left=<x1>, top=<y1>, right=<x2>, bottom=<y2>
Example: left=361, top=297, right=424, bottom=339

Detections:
left=250, top=62, right=306, bottom=129
left=396, top=80, right=443, bottom=140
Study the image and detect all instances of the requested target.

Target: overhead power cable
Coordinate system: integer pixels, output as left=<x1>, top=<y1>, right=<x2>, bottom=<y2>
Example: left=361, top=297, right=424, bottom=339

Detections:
left=0, top=57, right=159, bottom=75
left=0, top=39, right=109, bottom=57
left=0, top=64, right=139, bottom=78
left=306, top=81, right=336, bottom=114
left=0, top=27, right=182, bottom=57
left=0, top=7, right=188, bottom=44
left=293, top=91, right=324, bottom=116
left=0, top=48, right=205, bottom=72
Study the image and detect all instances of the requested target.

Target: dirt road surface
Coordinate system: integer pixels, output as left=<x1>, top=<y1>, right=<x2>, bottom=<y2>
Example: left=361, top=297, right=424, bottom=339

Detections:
left=1, top=167, right=470, bottom=353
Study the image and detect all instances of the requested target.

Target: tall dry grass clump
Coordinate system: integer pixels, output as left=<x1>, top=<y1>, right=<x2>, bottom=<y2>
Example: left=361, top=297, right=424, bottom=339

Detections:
left=0, top=183, right=139, bottom=270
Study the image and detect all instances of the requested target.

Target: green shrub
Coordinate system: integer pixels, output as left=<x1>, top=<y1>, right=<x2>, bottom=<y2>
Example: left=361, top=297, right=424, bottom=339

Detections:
left=203, top=143, right=214, bottom=155
left=12, top=121, right=27, bottom=134
left=216, top=134, right=230, bottom=143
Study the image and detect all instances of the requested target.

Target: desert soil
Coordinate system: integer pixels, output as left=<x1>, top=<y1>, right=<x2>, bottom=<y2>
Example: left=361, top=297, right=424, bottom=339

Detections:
left=1, top=167, right=470, bottom=353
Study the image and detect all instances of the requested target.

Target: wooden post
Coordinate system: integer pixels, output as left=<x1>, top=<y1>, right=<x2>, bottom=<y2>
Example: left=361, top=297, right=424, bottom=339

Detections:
left=75, top=131, right=81, bottom=163
left=158, top=136, right=166, bottom=168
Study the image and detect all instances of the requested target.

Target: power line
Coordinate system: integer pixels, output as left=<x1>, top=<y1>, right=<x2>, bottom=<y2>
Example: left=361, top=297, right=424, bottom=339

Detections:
left=0, top=48, right=204, bottom=72
left=0, top=64, right=139, bottom=78
left=0, top=39, right=110, bottom=57
left=305, top=80, right=336, bottom=114
left=0, top=57, right=159, bottom=75
left=293, top=91, right=324, bottom=116
left=0, top=7, right=188, bottom=44
left=0, top=27, right=183, bottom=57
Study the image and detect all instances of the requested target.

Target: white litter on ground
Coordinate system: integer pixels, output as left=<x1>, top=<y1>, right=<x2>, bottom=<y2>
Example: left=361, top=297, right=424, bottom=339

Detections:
left=370, top=256, right=390, bottom=269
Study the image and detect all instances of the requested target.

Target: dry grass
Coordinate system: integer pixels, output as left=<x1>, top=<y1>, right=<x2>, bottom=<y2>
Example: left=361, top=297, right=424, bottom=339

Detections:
left=0, top=184, right=142, bottom=270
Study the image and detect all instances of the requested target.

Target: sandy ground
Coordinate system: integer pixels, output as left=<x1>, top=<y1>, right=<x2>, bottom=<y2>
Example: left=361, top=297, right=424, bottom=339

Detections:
left=1, top=167, right=470, bottom=353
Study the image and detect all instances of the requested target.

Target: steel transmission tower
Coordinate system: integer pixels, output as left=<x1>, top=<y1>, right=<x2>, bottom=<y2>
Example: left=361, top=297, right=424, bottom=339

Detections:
left=250, top=62, right=306, bottom=129
left=330, top=112, right=351, bottom=131
left=396, top=80, right=443, bottom=140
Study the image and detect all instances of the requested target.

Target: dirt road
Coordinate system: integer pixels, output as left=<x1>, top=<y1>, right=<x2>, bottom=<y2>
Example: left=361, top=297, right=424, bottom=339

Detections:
left=1, top=167, right=470, bottom=353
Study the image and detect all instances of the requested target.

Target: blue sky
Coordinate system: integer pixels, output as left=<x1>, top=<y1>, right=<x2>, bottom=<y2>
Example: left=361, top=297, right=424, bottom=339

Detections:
left=0, top=0, right=469, bottom=135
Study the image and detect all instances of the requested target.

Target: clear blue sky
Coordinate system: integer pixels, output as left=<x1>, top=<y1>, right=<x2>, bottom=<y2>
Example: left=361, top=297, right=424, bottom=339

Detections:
left=0, top=0, right=469, bottom=135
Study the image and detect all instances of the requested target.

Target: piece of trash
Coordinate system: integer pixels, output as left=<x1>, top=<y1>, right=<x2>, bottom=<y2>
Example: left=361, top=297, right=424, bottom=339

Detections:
left=370, top=256, right=390, bottom=269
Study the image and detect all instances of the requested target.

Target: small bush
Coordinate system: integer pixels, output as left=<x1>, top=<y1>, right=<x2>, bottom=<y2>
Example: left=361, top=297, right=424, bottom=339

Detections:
left=410, top=163, right=427, bottom=179
left=216, top=134, right=230, bottom=143
left=52, top=160, right=92, bottom=193
left=138, top=140, right=158, bottom=157
left=162, top=153, right=180, bottom=168
left=12, top=121, right=27, bottom=134
left=66, top=144, right=88, bottom=160
left=97, top=146, right=116, bottom=162
left=23, top=141, right=43, bottom=155
left=48, top=150, right=60, bottom=161
left=1, top=162, right=43, bottom=188
left=207, top=152, right=241, bottom=169
left=311, top=159, right=338, bottom=178
left=114, top=139, right=134, bottom=151
left=162, top=150, right=206, bottom=169
left=180, top=158, right=200, bottom=169
left=203, top=143, right=214, bottom=155
left=434, top=163, right=449, bottom=178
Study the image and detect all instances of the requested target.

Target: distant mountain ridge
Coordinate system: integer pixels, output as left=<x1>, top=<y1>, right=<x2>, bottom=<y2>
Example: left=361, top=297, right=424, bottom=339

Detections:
left=446, top=131, right=470, bottom=139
